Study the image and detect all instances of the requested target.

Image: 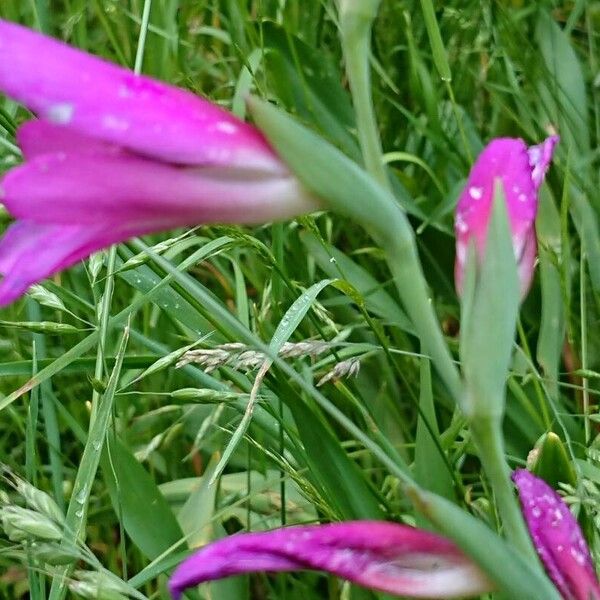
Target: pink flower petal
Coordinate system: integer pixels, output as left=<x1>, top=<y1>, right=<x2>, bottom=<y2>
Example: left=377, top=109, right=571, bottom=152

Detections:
left=0, top=149, right=317, bottom=303
left=454, top=136, right=558, bottom=299
left=168, top=521, right=493, bottom=600
left=528, top=136, right=560, bottom=190
left=16, top=120, right=123, bottom=159
left=0, top=19, right=281, bottom=172
left=513, top=469, right=600, bottom=600
left=0, top=221, right=134, bottom=305
left=1, top=152, right=317, bottom=226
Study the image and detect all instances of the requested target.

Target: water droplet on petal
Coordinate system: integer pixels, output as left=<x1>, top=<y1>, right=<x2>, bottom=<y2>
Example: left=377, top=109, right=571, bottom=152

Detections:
left=103, top=115, right=130, bottom=131
left=46, top=103, right=75, bottom=124
left=456, top=216, right=469, bottom=234
left=215, top=121, right=238, bottom=135
left=469, top=186, right=483, bottom=200
left=118, top=84, right=132, bottom=99
left=570, top=547, right=586, bottom=565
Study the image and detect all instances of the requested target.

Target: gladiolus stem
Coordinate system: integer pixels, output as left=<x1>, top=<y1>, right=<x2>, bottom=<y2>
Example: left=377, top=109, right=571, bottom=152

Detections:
left=249, top=96, right=462, bottom=402
left=90, top=246, right=118, bottom=427
left=133, top=0, right=153, bottom=74
left=386, top=234, right=463, bottom=403
left=469, top=415, right=540, bottom=563
left=338, top=0, right=389, bottom=190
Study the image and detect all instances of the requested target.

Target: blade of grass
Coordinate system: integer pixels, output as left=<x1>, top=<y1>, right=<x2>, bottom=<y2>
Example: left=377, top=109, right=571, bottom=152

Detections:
left=48, top=323, right=130, bottom=600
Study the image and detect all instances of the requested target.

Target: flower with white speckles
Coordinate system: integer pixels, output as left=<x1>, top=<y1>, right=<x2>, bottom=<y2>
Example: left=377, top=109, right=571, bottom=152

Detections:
left=0, top=19, right=318, bottom=305
left=513, top=469, right=600, bottom=600
left=454, top=136, right=559, bottom=300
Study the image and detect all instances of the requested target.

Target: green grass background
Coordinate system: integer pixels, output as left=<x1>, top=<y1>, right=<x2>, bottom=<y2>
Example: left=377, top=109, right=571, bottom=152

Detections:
left=0, top=1, right=599, bottom=598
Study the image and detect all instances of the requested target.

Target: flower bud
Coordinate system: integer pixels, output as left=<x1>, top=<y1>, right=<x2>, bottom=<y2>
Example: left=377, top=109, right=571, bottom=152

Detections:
left=455, top=136, right=559, bottom=299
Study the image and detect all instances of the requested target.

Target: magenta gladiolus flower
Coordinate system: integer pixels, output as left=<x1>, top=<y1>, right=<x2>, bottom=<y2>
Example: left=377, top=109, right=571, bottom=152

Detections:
left=454, top=136, right=559, bottom=299
left=513, top=469, right=600, bottom=600
left=168, top=521, right=493, bottom=599
left=0, top=20, right=318, bottom=305
left=168, top=471, right=599, bottom=599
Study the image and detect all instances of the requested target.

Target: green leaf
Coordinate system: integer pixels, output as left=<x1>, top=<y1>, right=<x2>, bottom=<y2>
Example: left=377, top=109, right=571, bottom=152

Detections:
left=536, top=189, right=565, bottom=396
left=535, top=11, right=589, bottom=153
left=570, top=187, right=600, bottom=292
left=268, top=279, right=334, bottom=353
left=261, top=21, right=358, bottom=158
left=414, top=357, right=455, bottom=504
left=101, top=436, right=184, bottom=561
left=176, top=455, right=218, bottom=548
left=117, top=236, right=238, bottom=334
left=284, top=384, right=384, bottom=520
left=418, top=0, right=452, bottom=81
left=300, top=231, right=413, bottom=333
left=49, top=324, right=130, bottom=600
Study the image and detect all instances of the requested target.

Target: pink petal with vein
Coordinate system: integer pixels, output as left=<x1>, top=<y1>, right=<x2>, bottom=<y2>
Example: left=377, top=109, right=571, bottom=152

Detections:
left=0, top=19, right=281, bottom=172
left=513, top=469, right=600, bottom=600
left=168, top=522, right=493, bottom=600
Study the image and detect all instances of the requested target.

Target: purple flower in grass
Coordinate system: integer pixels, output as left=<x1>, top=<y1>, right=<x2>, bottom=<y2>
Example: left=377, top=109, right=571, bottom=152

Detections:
left=513, top=469, right=600, bottom=600
left=169, top=471, right=600, bottom=599
left=168, top=521, right=494, bottom=599
left=455, top=135, right=559, bottom=299
left=0, top=20, right=318, bottom=305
